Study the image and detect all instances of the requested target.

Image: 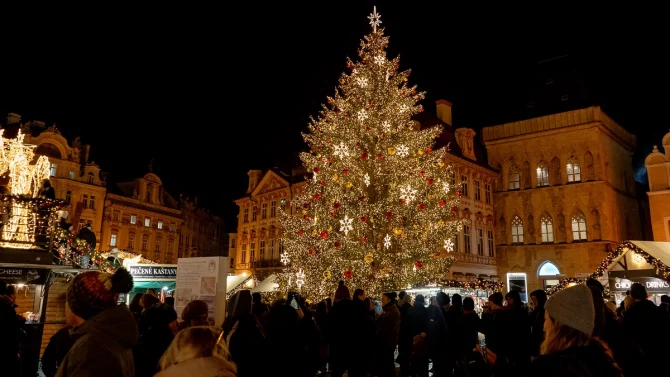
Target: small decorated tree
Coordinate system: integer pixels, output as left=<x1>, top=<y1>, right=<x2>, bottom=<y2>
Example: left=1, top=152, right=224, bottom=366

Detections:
left=278, top=7, right=461, bottom=300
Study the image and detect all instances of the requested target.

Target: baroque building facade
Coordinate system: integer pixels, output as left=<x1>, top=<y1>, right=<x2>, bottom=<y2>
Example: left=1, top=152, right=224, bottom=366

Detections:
left=179, top=196, right=227, bottom=258
left=644, top=131, right=670, bottom=241
left=22, top=119, right=107, bottom=248
left=100, top=172, right=184, bottom=264
left=482, top=106, right=641, bottom=295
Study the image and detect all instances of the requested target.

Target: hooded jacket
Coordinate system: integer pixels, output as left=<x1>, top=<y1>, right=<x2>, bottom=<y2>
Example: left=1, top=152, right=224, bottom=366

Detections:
left=154, top=356, right=236, bottom=377
left=55, top=304, right=138, bottom=377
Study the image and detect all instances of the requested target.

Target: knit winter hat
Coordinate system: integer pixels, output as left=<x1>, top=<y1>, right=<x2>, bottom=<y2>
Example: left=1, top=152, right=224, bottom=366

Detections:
left=67, top=268, right=134, bottom=320
left=545, top=284, right=595, bottom=336
left=334, top=280, right=351, bottom=301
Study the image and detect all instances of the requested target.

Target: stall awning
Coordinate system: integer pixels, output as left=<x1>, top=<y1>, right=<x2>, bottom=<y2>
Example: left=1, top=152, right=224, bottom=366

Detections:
left=629, top=241, right=670, bottom=267
left=227, top=274, right=252, bottom=294
left=252, top=274, right=279, bottom=293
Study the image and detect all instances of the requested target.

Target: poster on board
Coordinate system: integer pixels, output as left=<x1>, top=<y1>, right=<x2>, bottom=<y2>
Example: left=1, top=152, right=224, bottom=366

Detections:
left=175, top=257, right=228, bottom=326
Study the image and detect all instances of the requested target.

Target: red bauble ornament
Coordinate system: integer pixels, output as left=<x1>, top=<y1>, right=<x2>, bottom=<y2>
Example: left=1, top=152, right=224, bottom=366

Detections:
left=365, top=126, right=371, bottom=131
left=320, top=180, right=326, bottom=186
left=427, top=178, right=434, bottom=185
left=315, top=193, right=322, bottom=200
left=360, top=216, right=367, bottom=222
left=377, top=153, right=383, bottom=159
left=418, top=203, right=425, bottom=210
left=313, top=167, right=320, bottom=173
left=456, top=191, right=461, bottom=197
left=427, top=147, right=433, bottom=153
left=303, top=215, right=310, bottom=220
left=298, top=229, right=304, bottom=235
left=320, top=230, right=329, bottom=239
left=414, top=260, right=423, bottom=269
left=330, top=211, right=337, bottom=217
left=439, top=200, right=446, bottom=207
left=343, top=169, right=349, bottom=175
left=334, top=242, right=341, bottom=248
left=334, top=202, right=341, bottom=209
left=361, top=153, right=368, bottom=160
left=400, top=199, right=406, bottom=205
left=385, top=211, right=393, bottom=218
left=303, top=203, right=310, bottom=209
left=419, top=171, right=425, bottom=177
left=327, top=157, right=333, bottom=164
left=361, top=236, right=367, bottom=243
left=309, top=248, right=315, bottom=256
left=344, top=270, right=352, bottom=279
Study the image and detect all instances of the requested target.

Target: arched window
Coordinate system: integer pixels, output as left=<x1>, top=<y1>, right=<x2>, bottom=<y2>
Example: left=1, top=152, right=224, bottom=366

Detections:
left=572, top=211, right=587, bottom=241
left=508, top=163, right=520, bottom=190
left=87, top=172, right=94, bottom=184
left=566, top=157, right=581, bottom=182
left=511, top=215, right=524, bottom=243
left=540, top=213, right=554, bottom=243
left=538, top=261, right=560, bottom=276
left=536, top=162, right=549, bottom=187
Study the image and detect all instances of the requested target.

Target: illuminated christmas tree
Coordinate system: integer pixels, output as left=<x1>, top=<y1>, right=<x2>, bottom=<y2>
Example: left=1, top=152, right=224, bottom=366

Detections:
left=278, top=7, right=461, bottom=300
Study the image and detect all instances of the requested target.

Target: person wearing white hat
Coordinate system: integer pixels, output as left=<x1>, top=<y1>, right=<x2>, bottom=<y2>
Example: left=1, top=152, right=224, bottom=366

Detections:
left=527, top=285, right=623, bottom=376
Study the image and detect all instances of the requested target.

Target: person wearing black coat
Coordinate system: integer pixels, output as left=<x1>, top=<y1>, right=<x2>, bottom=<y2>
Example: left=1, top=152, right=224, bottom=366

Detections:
left=0, top=279, right=20, bottom=377
left=529, top=289, right=547, bottom=358
left=41, top=326, right=75, bottom=377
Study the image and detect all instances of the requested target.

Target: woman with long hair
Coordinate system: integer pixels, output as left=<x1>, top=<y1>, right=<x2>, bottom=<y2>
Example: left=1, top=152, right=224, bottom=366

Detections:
left=528, top=285, right=623, bottom=376
left=155, top=326, right=236, bottom=377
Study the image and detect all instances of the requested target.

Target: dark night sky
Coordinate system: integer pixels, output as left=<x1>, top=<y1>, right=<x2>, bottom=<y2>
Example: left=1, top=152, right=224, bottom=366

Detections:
left=0, top=2, right=667, bottom=231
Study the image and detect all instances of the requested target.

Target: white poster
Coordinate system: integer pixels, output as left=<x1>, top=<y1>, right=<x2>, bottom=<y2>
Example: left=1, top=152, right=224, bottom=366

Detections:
left=175, top=257, right=229, bottom=326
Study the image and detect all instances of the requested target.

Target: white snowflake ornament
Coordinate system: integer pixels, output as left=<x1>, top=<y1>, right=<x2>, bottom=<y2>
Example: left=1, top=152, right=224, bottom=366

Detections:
left=396, top=144, right=409, bottom=158
left=334, top=143, right=350, bottom=159
left=296, top=269, right=305, bottom=289
left=280, top=251, right=291, bottom=265
left=399, top=184, right=417, bottom=203
left=444, top=238, right=454, bottom=252
left=339, top=215, right=353, bottom=235
left=363, top=173, right=370, bottom=187
left=382, top=121, right=391, bottom=132
left=357, top=109, right=368, bottom=121
left=400, top=104, right=409, bottom=113
left=442, top=180, right=451, bottom=194
left=374, top=55, right=385, bottom=66
left=356, top=77, right=368, bottom=87
left=383, top=234, right=392, bottom=249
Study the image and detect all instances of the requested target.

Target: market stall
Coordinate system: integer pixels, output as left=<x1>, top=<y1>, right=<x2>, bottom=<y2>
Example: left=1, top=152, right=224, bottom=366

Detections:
left=547, top=240, right=670, bottom=304
left=126, top=263, right=178, bottom=304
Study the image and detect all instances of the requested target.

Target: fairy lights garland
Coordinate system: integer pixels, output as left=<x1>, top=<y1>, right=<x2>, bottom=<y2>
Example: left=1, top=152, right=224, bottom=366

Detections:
left=546, top=240, right=670, bottom=296
left=438, top=278, right=505, bottom=292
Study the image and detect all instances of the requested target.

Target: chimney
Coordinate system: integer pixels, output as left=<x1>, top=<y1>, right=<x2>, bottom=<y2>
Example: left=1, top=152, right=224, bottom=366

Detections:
left=247, top=170, right=262, bottom=193
left=435, top=99, right=452, bottom=126
left=7, top=113, right=21, bottom=125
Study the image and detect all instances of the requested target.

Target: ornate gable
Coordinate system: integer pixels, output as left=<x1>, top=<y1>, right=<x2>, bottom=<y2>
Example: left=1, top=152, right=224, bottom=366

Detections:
left=251, top=170, right=290, bottom=197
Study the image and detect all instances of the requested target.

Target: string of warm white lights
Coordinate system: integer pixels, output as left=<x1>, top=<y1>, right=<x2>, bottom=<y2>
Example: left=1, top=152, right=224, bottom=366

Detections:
left=277, top=8, right=462, bottom=301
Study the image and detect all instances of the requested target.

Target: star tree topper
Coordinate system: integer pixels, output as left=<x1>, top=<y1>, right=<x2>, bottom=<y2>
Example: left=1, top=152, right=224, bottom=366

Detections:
left=368, top=6, right=382, bottom=33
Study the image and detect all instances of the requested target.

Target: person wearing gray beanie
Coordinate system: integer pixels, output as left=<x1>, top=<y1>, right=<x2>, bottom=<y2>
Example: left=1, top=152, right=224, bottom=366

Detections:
left=527, top=285, right=624, bottom=377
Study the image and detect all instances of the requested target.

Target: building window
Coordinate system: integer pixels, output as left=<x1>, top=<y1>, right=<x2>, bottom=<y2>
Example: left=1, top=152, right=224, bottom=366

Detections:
left=231, top=238, right=236, bottom=249
left=536, top=165, right=549, bottom=187
left=65, top=191, right=71, bottom=204
left=68, top=171, right=75, bottom=180
left=82, top=195, right=88, bottom=208
left=464, top=225, right=471, bottom=254
left=540, top=213, right=554, bottom=243
left=538, top=261, right=561, bottom=290
left=450, top=173, right=456, bottom=186
left=487, top=230, right=494, bottom=257
left=271, top=200, right=277, bottom=217
left=511, top=215, right=524, bottom=243
left=142, top=237, right=148, bottom=251
left=170, top=222, right=176, bottom=232
left=269, top=239, right=275, bottom=259
left=474, top=180, right=481, bottom=201
left=476, top=227, right=484, bottom=255
left=243, top=208, right=249, bottom=223
left=250, top=242, right=256, bottom=262
left=130, top=215, right=137, bottom=225
left=260, top=240, right=265, bottom=260
left=144, top=218, right=151, bottom=227
left=241, top=246, right=247, bottom=263
left=454, top=232, right=459, bottom=253
left=261, top=203, right=267, bottom=219
left=572, top=212, right=587, bottom=241
left=461, top=175, right=469, bottom=197
left=155, top=242, right=161, bottom=252
left=146, top=187, right=153, bottom=202
left=110, top=234, right=117, bottom=247
left=508, top=166, right=520, bottom=190
left=252, top=206, right=257, bottom=221
left=280, top=198, right=287, bottom=210
left=113, top=211, right=120, bottom=221
left=87, top=172, right=94, bottom=184
left=50, top=163, right=57, bottom=177
left=540, top=214, right=554, bottom=243
left=485, top=183, right=491, bottom=204
left=128, top=235, right=135, bottom=250
left=566, top=159, right=581, bottom=182
left=157, top=220, right=163, bottom=229
left=89, top=196, right=96, bottom=210
left=78, top=219, right=85, bottom=231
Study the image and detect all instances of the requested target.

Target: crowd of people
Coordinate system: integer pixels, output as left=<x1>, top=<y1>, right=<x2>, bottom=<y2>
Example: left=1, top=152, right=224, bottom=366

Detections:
left=2, top=269, right=670, bottom=377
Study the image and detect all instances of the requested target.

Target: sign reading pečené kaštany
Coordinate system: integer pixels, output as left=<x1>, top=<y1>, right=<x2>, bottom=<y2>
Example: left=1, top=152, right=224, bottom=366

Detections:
left=128, top=265, right=177, bottom=279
